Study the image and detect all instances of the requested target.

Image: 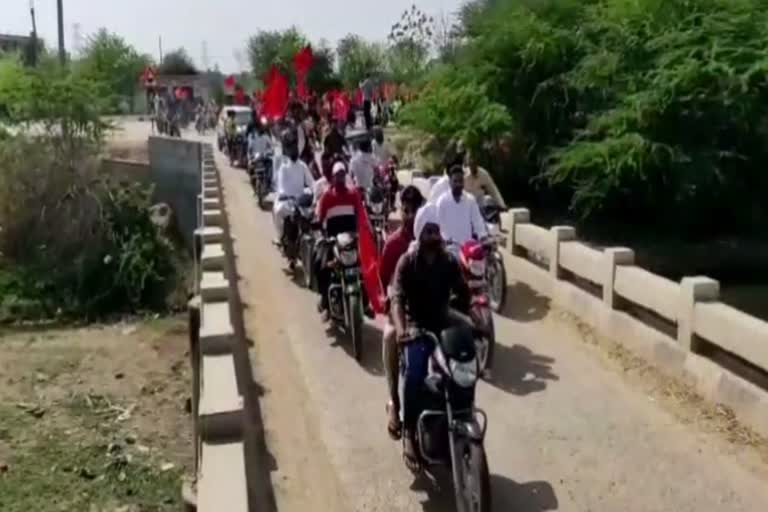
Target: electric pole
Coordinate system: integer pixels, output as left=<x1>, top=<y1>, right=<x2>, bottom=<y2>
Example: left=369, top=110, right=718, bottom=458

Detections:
left=158, top=35, right=164, bottom=65
left=57, top=0, right=66, bottom=65
left=29, top=0, right=38, bottom=66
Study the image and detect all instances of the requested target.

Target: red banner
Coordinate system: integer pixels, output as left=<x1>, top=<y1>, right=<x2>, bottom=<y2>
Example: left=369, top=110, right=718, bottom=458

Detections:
left=293, top=46, right=314, bottom=102
left=261, top=66, right=289, bottom=120
left=224, top=74, right=236, bottom=90
left=331, top=90, right=350, bottom=122
left=356, top=206, right=384, bottom=315
left=234, top=86, right=246, bottom=105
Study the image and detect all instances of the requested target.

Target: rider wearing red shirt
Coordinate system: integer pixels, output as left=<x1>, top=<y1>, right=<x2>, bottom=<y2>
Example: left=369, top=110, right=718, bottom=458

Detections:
left=315, top=162, right=367, bottom=318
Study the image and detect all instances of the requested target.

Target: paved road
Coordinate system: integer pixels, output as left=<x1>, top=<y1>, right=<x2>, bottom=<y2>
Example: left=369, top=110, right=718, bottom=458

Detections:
left=116, top=120, right=768, bottom=511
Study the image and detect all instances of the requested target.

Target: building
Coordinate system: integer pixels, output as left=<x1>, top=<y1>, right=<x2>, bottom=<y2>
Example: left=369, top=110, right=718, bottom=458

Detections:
left=0, top=33, right=33, bottom=55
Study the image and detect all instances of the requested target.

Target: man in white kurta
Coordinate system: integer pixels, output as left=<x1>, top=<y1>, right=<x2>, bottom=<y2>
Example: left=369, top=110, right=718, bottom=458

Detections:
left=435, top=165, right=488, bottom=258
left=273, top=143, right=315, bottom=241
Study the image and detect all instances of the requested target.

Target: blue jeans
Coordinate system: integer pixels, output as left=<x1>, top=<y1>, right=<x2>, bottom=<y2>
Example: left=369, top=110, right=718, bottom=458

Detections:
left=399, top=335, right=436, bottom=433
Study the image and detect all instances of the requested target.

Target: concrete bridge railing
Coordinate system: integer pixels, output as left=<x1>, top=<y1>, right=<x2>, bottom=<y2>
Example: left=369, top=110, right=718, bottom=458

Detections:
left=187, top=144, right=251, bottom=511
left=500, top=208, right=768, bottom=438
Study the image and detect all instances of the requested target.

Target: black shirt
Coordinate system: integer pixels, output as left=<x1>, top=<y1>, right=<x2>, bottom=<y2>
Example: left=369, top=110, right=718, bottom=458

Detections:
left=391, top=248, right=470, bottom=335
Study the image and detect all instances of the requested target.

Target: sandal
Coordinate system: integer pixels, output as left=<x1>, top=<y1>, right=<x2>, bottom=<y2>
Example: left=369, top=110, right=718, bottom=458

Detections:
left=386, top=402, right=402, bottom=441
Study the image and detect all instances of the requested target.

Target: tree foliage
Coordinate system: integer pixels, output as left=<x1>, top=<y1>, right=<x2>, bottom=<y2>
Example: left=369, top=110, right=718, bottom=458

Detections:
left=402, top=0, right=768, bottom=235
left=337, top=34, right=384, bottom=88
left=158, top=48, right=198, bottom=75
left=74, top=29, right=152, bottom=112
left=247, top=28, right=307, bottom=80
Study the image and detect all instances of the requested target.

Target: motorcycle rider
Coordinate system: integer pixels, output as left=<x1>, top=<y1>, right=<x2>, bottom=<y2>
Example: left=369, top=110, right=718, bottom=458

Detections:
left=314, top=161, right=366, bottom=320
left=247, top=119, right=272, bottom=163
left=390, top=203, right=472, bottom=472
left=464, top=147, right=507, bottom=209
left=224, top=110, right=238, bottom=164
left=427, top=141, right=466, bottom=205
left=350, top=137, right=377, bottom=191
left=435, top=164, right=488, bottom=259
left=371, top=127, right=393, bottom=164
left=273, top=130, right=315, bottom=245
left=379, top=186, right=425, bottom=441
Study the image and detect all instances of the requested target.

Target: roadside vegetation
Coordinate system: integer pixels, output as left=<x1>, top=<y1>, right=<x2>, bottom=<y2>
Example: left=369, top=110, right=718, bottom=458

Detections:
left=0, top=58, right=185, bottom=322
left=399, top=0, right=768, bottom=238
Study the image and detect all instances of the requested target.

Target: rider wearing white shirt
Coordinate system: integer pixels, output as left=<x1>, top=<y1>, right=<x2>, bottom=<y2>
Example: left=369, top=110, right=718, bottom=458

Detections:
left=435, top=165, right=488, bottom=258
left=427, top=173, right=450, bottom=205
left=349, top=138, right=377, bottom=190
left=273, top=134, right=315, bottom=241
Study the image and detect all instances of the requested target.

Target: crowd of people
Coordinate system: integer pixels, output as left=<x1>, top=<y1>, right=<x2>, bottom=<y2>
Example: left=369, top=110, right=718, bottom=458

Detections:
left=218, top=94, right=507, bottom=472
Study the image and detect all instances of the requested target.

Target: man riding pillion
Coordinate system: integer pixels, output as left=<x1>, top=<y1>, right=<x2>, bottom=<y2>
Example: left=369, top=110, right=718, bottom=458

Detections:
left=436, top=164, right=488, bottom=259
left=314, top=162, right=367, bottom=321
left=464, top=148, right=507, bottom=210
left=379, top=186, right=425, bottom=442
left=349, top=137, right=377, bottom=191
left=390, top=203, right=472, bottom=473
left=273, top=130, right=315, bottom=246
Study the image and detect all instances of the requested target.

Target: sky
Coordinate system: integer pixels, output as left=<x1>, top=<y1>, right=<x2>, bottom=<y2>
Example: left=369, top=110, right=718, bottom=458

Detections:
left=2, top=0, right=466, bottom=73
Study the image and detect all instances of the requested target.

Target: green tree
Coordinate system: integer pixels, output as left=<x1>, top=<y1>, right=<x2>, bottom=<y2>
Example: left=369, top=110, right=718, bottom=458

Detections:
left=386, top=4, right=433, bottom=83
left=246, top=27, right=306, bottom=80
left=337, top=35, right=384, bottom=88
left=306, top=42, right=342, bottom=94
left=158, top=48, right=198, bottom=75
left=75, top=29, right=151, bottom=113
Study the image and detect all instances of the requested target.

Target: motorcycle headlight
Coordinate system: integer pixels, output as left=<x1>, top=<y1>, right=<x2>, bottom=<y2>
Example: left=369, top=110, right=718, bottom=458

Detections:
left=468, top=259, right=486, bottom=278
left=338, top=248, right=358, bottom=266
left=450, top=359, right=478, bottom=388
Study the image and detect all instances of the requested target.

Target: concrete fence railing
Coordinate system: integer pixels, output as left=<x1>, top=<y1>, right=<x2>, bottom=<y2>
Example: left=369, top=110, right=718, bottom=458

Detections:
left=501, top=208, right=768, bottom=438
left=186, top=144, right=250, bottom=511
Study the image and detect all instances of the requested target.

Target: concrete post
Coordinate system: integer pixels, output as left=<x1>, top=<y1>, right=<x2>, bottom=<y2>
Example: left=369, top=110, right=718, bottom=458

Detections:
left=602, top=248, right=635, bottom=309
left=508, top=208, right=530, bottom=257
left=679, top=276, right=720, bottom=352
left=549, top=226, right=576, bottom=278
left=188, top=295, right=202, bottom=476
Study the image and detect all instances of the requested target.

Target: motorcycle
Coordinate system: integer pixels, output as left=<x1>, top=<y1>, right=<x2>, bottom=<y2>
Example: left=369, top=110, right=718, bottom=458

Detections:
left=365, top=185, right=388, bottom=255
left=480, top=197, right=508, bottom=314
left=375, top=159, right=400, bottom=215
left=401, top=326, right=491, bottom=512
left=325, top=232, right=364, bottom=362
left=458, top=240, right=496, bottom=375
left=280, top=192, right=315, bottom=272
left=248, top=151, right=274, bottom=209
left=230, top=134, right=248, bottom=168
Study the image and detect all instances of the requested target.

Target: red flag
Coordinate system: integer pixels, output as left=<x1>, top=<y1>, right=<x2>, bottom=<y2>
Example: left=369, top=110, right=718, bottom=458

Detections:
left=234, top=86, right=246, bottom=105
left=224, top=74, right=236, bottom=90
left=332, top=91, right=350, bottom=122
left=261, top=67, right=289, bottom=120
left=357, top=206, right=384, bottom=314
left=293, top=46, right=314, bottom=75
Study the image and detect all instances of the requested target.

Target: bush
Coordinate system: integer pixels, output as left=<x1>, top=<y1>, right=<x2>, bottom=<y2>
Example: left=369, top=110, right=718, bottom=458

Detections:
left=402, top=0, right=768, bottom=236
left=0, top=59, right=182, bottom=321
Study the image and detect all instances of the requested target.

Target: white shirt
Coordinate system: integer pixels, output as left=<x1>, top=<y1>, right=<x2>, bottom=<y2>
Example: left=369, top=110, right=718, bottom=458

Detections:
left=276, top=159, right=314, bottom=199
left=427, top=175, right=451, bottom=205
left=372, top=140, right=391, bottom=164
left=436, top=191, right=488, bottom=247
left=349, top=152, right=377, bottom=190
left=248, top=133, right=272, bottom=157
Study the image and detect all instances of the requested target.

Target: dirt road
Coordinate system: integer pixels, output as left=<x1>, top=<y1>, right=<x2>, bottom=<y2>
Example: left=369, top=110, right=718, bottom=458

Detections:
left=204, top=142, right=768, bottom=512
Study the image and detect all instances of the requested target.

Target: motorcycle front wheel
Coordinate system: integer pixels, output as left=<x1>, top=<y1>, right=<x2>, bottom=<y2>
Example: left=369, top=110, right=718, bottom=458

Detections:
left=300, top=238, right=314, bottom=290
left=453, top=439, right=491, bottom=512
left=347, top=294, right=363, bottom=362
left=487, top=255, right=507, bottom=313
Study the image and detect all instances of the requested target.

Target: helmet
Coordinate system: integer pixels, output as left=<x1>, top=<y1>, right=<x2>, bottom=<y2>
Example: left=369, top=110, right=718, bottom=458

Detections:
left=460, top=240, right=486, bottom=278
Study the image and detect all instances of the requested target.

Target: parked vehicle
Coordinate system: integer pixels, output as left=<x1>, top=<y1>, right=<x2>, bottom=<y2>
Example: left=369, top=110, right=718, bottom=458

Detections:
left=401, top=325, right=491, bottom=512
